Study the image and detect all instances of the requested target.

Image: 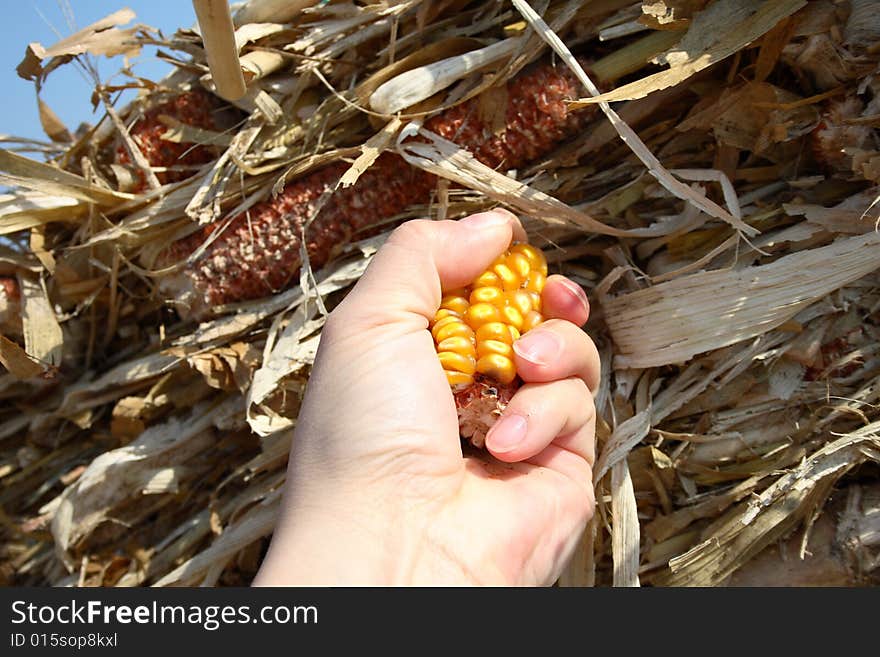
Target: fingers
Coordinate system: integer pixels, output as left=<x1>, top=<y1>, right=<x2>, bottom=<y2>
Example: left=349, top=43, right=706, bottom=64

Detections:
left=484, top=377, right=596, bottom=470
left=542, top=274, right=590, bottom=327
left=513, top=318, right=601, bottom=393
left=331, top=210, right=525, bottom=330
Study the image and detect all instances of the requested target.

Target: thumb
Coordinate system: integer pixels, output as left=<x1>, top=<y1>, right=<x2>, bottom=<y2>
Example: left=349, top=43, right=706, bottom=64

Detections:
left=332, top=210, right=526, bottom=331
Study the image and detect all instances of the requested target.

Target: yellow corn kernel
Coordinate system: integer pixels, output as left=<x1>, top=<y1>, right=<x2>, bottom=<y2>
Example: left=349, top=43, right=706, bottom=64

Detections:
left=440, top=295, right=469, bottom=315
left=510, top=243, right=548, bottom=276
left=437, top=336, right=476, bottom=355
left=431, top=315, right=462, bottom=338
left=524, top=271, right=546, bottom=294
left=433, top=242, right=548, bottom=389
left=432, top=308, right=461, bottom=324
left=493, top=263, right=520, bottom=291
left=467, top=302, right=502, bottom=327
left=434, top=320, right=475, bottom=343
left=476, top=354, right=517, bottom=385
left=506, top=252, right=532, bottom=279
left=523, top=310, right=544, bottom=332
left=473, top=271, right=501, bottom=288
left=446, top=370, right=474, bottom=387
left=477, top=339, right=514, bottom=359
left=476, top=322, right=516, bottom=345
left=506, top=290, right=532, bottom=316
left=470, top=286, right=505, bottom=306
left=500, top=305, right=524, bottom=331
left=525, top=290, right=542, bottom=313
left=439, top=351, right=477, bottom=375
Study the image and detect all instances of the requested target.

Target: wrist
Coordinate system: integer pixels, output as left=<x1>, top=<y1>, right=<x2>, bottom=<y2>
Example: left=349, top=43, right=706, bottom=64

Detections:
left=254, top=492, right=416, bottom=586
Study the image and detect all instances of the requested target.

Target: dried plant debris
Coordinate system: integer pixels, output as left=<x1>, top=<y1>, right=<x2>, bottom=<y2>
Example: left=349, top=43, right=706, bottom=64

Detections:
left=0, top=0, right=879, bottom=587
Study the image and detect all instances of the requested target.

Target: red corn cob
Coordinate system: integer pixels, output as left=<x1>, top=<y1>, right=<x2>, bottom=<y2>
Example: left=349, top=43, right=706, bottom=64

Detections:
left=114, top=88, right=220, bottom=192
left=159, top=61, right=593, bottom=318
left=0, top=276, right=21, bottom=337
left=160, top=155, right=436, bottom=315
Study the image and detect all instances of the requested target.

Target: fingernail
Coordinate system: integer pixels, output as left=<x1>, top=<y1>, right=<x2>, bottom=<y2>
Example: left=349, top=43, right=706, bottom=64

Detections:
left=514, top=330, right=562, bottom=366
left=559, top=277, right=590, bottom=317
left=460, top=210, right=512, bottom=230
left=486, top=413, right=528, bottom=453
left=490, top=207, right=519, bottom=222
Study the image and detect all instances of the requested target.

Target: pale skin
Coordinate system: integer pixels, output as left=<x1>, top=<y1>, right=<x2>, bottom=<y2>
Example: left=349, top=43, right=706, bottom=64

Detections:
left=254, top=209, right=600, bottom=586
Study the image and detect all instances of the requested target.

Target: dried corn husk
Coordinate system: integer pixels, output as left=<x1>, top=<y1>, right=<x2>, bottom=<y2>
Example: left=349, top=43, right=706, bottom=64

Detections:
left=1, top=0, right=879, bottom=589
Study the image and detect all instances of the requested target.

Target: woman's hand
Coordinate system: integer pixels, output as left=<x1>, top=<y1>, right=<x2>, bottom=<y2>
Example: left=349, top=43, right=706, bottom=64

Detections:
left=254, top=209, right=599, bottom=586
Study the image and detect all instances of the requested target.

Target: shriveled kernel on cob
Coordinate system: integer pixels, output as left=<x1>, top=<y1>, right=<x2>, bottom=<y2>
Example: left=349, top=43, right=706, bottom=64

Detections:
left=430, top=243, right=548, bottom=447
left=158, top=61, right=594, bottom=318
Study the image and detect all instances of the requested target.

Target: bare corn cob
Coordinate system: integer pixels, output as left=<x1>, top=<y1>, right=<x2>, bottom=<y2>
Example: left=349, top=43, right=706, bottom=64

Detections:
left=430, top=243, right=548, bottom=447
left=159, top=61, right=594, bottom=318
left=114, top=89, right=221, bottom=192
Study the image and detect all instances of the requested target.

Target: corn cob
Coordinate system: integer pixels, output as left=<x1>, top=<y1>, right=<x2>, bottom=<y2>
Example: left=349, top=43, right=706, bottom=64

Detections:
left=114, top=88, right=221, bottom=192
left=159, top=61, right=593, bottom=318
left=0, top=276, right=21, bottom=337
left=431, top=243, right=547, bottom=447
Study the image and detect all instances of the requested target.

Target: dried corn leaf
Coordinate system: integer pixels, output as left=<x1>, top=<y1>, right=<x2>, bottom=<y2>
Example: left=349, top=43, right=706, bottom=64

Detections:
left=233, top=0, right=316, bottom=26
left=51, top=397, right=242, bottom=560
left=0, top=334, right=44, bottom=379
left=187, top=343, right=262, bottom=392
left=154, top=488, right=281, bottom=586
left=37, top=98, right=72, bottom=143
left=611, top=459, right=640, bottom=587
left=56, top=353, right=181, bottom=419
left=657, top=421, right=880, bottom=585
left=573, top=0, right=807, bottom=105
left=398, top=126, right=630, bottom=237
left=18, top=276, right=62, bottom=369
left=17, top=9, right=142, bottom=82
left=604, top=232, right=880, bottom=368
left=0, top=149, right=130, bottom=209
left=640, top=1, right=707, bottom=30
left=338, top=118, right=402, bottom=188
left=512, top=0, right=754, bottom=235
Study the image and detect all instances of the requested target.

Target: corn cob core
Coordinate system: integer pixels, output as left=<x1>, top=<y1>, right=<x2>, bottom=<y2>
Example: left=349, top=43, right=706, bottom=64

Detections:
left=158, top=61, right=592, bottom=318
left=430, top=243, right=548, bottom=447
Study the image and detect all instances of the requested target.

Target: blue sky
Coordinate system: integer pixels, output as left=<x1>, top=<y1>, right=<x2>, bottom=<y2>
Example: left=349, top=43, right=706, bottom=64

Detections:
left=2, top=1, right=225, bottom=144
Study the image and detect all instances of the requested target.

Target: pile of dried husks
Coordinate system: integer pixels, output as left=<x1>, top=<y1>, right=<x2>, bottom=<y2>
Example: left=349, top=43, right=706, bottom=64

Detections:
left=1, top=0, right=878, bottom=587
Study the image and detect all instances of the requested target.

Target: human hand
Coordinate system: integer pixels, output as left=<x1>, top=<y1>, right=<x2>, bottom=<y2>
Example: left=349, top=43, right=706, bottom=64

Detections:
left=253, top=209, right=600, bottom=586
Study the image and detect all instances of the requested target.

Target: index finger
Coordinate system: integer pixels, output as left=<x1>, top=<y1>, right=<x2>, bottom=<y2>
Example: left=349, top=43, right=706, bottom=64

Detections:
left=330, top=209, right=525, bottom=331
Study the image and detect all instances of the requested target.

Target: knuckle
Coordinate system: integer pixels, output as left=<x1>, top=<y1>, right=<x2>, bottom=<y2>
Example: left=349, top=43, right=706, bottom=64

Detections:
left=538, top=318, right=584, bottom=343
left=564, top=376, right=596, bottom=425
left=537, top=317, right=569, bottom=332
left=389, top=218, right=435, bottom=245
